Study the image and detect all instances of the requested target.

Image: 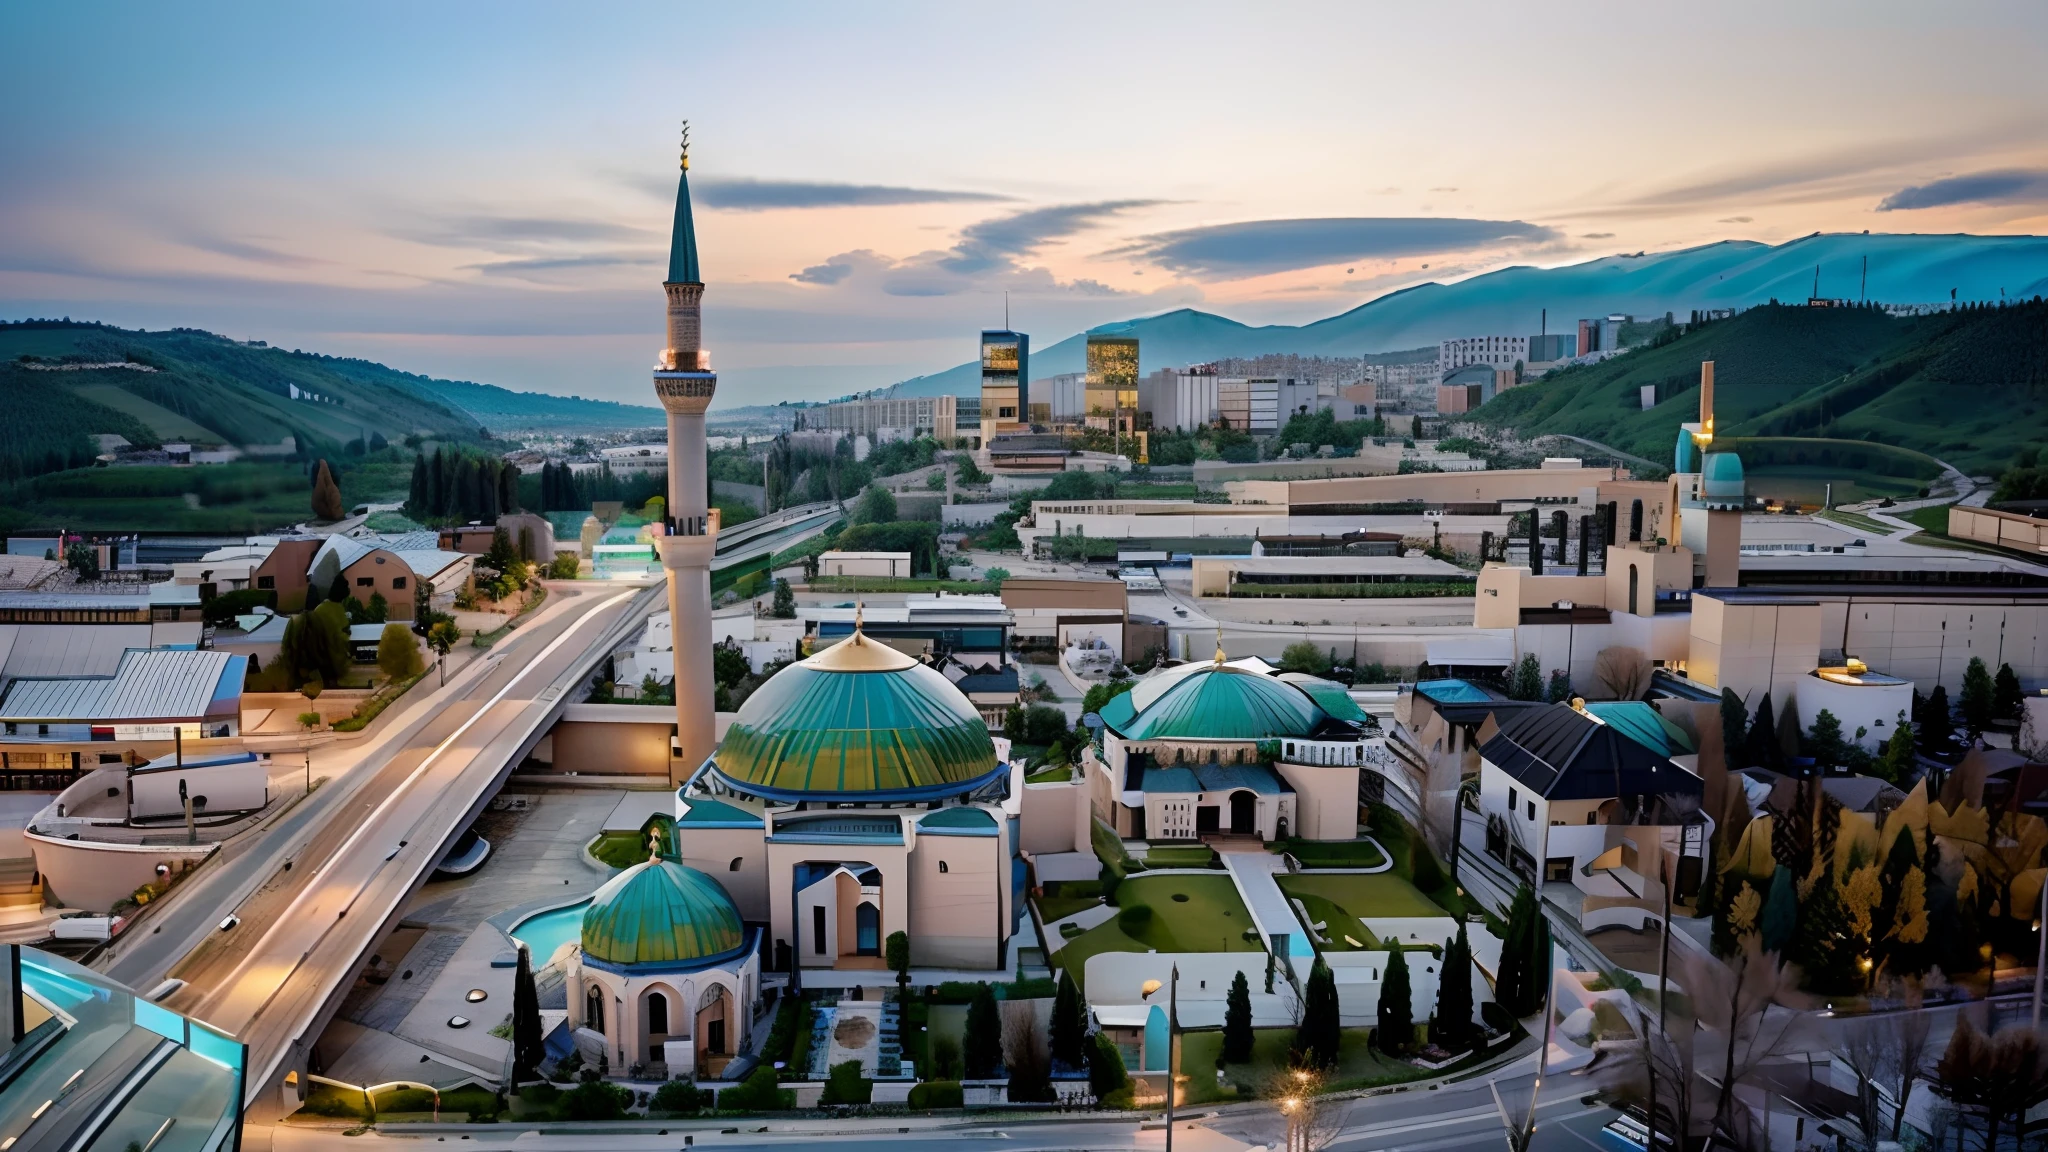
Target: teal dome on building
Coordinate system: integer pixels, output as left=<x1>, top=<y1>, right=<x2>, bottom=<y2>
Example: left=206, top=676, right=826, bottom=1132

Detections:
left=580, top=856, right=746, bottom=969
left=708, top=626, right=1001, bottom=802
left=1673, top=427, right=1702, bottom=474
left=1097, top=659, right=1349, bottom=741
left=1700, top=451, right=1746, bottom=507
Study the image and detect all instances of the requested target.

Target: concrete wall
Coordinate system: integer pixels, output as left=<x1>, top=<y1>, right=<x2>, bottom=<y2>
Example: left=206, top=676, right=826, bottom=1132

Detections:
left=29, top=831, right=213, bottom=913
left=1018, top=778, right=1088, bottom=856
left=673, top=826, right=770, bottom=922
left=1798, top=674, right=1915, bottom=751
left=549, top=710, right=675, bottom=777
left=1235, top=465, right=1616, bottom=509
left=1083, top=950, right=1285, bottom=1009
left=908, top=829, right=1007, bottom=968
left=1950, top=505, right=2048, bottom=553
left=130, top=761, right=268, bottom=820
left=1688, top=594, right=1822, bottom=706
left=1272, top=762, right=1360, bottom=841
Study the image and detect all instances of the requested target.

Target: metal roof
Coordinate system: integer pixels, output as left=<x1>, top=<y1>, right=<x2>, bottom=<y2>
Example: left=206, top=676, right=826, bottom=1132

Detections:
left=1141, top=760, right=1286, bottom=796
left=1480, top=703, right=1702, bottom=802
left=0, top=624, right=152, bottom=679
left=0, top=649, right=243, bottom=722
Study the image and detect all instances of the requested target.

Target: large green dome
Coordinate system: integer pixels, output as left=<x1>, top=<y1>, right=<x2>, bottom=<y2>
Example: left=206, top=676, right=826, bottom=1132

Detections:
left=1099, top=663, right=1325, bottom=741
left=711, top=630, right=998, bottom=800
left=581, top=858, right=744, bottom=968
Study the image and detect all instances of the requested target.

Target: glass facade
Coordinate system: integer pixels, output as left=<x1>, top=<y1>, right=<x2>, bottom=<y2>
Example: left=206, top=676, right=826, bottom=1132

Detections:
left=979, top=330, right=1029, bottom=442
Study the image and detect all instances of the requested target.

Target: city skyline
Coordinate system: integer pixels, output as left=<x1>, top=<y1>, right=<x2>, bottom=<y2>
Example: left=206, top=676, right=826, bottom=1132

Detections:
left=4, top=1, right=2047, bottom=405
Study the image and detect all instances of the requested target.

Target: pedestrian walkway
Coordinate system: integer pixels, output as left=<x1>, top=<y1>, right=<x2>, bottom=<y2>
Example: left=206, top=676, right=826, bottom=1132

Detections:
left=1216, top=849, right=1310, bottom=974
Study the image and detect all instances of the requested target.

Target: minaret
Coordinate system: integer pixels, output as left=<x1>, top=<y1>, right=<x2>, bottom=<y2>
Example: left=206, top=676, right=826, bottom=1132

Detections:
left=653, top=124, right=719, bottom=783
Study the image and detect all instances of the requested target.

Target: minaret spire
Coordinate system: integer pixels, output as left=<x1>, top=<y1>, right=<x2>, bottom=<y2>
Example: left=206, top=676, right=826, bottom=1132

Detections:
left=668, top=121, right=702, bottom=286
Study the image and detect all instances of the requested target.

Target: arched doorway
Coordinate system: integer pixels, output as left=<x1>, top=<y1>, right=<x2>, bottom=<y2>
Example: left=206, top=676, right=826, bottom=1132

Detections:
left=1229, top=790, right=1256, bottom=836
left=855, top=902, right=880, bottom=955
left=697, top=984, right=733, bottom=1074
left=646, top=989, right=672, bottom=1065
left=1628, top=566, right=1640, bottom=615
left=585, top=985, right=605, bottom=1035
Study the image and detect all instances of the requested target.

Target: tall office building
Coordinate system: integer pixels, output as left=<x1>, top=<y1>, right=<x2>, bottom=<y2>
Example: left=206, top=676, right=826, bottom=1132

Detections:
left=1084, top=334, right=1141, bottom=458
left=978, top=329, right=1029, bottom=445
left=651, top=129, right=720, bottom=782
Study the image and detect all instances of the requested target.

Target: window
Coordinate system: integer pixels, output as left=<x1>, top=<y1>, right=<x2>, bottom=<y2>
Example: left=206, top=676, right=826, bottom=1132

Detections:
left=257, top=576, right=275, bottom=590
left=356, top=577, right=374, bottom=587
left=1526, top=801, right=1536, bottom=821
left=1587, top=812, right=1597, bottom=825
left=1507, top=787, right=1517, bottom=812
left=812, top=906, right=826, bottom=954
left=938, top=861, right=949, bottom=873
left=729, top=857, right=743, bottom=871
left=392, top=577, right=407, bottom=590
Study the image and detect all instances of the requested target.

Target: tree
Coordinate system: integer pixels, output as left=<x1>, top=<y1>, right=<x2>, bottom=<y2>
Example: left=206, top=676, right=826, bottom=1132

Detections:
left=820, top=1059, right=873, bottom=1105
left=1223, top=970, right=1254, bottom=1063
left=771, top=578, right=796, bottom=618
left=1434, top=922, right=1475, bottom=1053
left=376, top=622, right=422, bottom=680
left=1001, top=1001, right=1053, bottom=1102
left=426, top=619, right=461, bottom=660
left=1087, top=1031, right=1128, bottom=1100
left=852, top=484, right=897, bottom=526
left=1995, top=662, right=2025, bottom=723
left=1919, top=684, right=1956, bottom=751
left=63, top=541, right=98, bottom=581
left=1050, top=969, right=1086, bottom=1069
left=1961, top=656, right=1995, bottom=735
left=1494, top=882, right=1545, bottom=1017
left=963, top=982, right=1003, bottom=1079
left=886, top=931, right=912, bottom=1003
left=364, top=590, right=389, bottom=623
left=511, top=943, right=543, bottom=1083
left=1874, top=712, right=1917, bottom=785
left=1507, top=653, right=1543, bottom=701
left=1544, top=669, right=1573, bottom=703
left=1374, top=949, right=1413, bottom=1054
left=311, top=458, right=345, bottom=521
left=1759, top=865, right=1796, bottom=954
left=1804, top=709, right=1854, bottom=770
left=1292, top=956, right=1340, bottom=1068
left=1080, top=678, right=1135, bottom=717
left=306, top=601, right=352, bottom=685
left=1592, top=645, right=1649, bottom=700
left=1693, top=938, right=1813, bottom=1149
left=1279, top=640, right=1332, bottom=678
left=1719, top=688, right=1751, bottom=770
left=1745, top=693, right=1781, bottom=771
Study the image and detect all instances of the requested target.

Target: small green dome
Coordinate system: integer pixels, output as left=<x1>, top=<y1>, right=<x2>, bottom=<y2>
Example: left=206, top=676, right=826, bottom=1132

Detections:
left=1103, top=664, right=1325, bottom=741
left=713, top=633, right=997, bottom=799
left=581, top=859, right=743, bottom=967
left=1701, top=451, right=1745, bottom=504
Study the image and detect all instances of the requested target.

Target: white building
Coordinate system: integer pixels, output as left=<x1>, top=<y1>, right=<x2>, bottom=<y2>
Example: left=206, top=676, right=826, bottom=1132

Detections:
left=1217, top=378, right=1323, bottom=435
left=1439, top=336, right=1530, bottom=373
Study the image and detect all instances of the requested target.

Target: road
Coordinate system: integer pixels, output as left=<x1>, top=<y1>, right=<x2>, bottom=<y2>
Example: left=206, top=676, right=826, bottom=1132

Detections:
left=110, top=580, right=661, bottom=1106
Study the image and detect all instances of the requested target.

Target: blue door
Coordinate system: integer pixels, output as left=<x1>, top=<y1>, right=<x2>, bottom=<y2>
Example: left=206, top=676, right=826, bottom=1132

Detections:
left=856, top=902, right=880, bottom=954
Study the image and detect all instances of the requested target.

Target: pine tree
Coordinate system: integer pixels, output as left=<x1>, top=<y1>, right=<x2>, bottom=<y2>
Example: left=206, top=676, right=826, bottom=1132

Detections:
left=1290, top=958, right=1340, bottom=1068
left=1961, top=657, right=1994, bottom=734
left=1720, top=688, right=1750, bottom=770
left=1375, top=949, right=1414, bottom=1055
left=1087, top=1031, right=1128, bottom=1100
left=1746, top=693, right=1781, bottom=770
left=311, top=458, right=344, bottom=521
left=1760, top=865, right=1797, bottom=954
left=1434, top=922, right=1475, bottom=1052
left=1919, top=685, right=1955, bottom=751
left=1223, top=970, right=1253, bottom=1063
left=512, top=943, right=543, bottom=1083
left=1050, top=970, right=1086, bottom=1069
left=1494, top=882, right=1538, bottom=1016
left=1545, top=670, right=1572, bottom=703
left=1874, top=713, right=1916, bottom=785
left=963, top=982, right=1003, bottom=1079
left=1508, top=654, right=1543, bottom=701
left=407, top=454, right=428, bottom=517
left=1995, top=662, right=2025, bottom=723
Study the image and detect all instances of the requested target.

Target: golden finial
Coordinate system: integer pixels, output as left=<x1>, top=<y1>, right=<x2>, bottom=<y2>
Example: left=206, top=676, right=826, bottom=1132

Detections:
left=648, top=826, right=663, bottom=859
left=1214, top=627, right=1226, bottom=665
left=853, top=599, right=864, bottom=644
left=679, top=120, right=692, bottom=171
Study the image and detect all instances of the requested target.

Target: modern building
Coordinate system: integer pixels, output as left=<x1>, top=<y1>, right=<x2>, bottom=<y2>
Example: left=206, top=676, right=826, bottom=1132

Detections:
left=816, top=551, right=913, bottom=579
left=1577, top=315, right=1628, bottom=356
left=1137, top=366, right=1220, bottom=433
left=1217, top=377, right=1321, bottom=435
left=1084, top=335, right=1141, bottom=446
left=1038, top=372, right=1086, bottom=425
left=1439, top=335, right=1529, bottom=373
left=0, top=648, right=246, bottom=743
left=978, top=329, right=1030, bottom=446
left=598, top=443, right=670, bottom=476
left=806, top=594, right=1012, bottom=667
left=1527, top=333, right=1577, bottom=364
left=803, top=394, right=959, bottom=444
left=0, top=944, right=247, bottom=1151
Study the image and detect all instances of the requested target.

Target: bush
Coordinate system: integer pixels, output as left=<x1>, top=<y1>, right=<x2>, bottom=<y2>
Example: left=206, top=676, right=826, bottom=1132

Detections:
left=819, top=1059, right=872, bottom=1105
left=927, top=1035, right=963, bottom=1080
left=907, top=1080, right=963, bottom=1109
left=760, top=994, right=803, bottom=1064
left=718, top=1067, right=795, bottom=1112
left=376, top=622, right=423, bottom=679
left=1116, top=904, right=1154, bottom=936
left=547, top=554, right=580, bottom=579
left=202, top=587, right=277, bottom=626
left=556, top=1080, right=632, bottom=1120
left=651, top=1080, right=706, bottom=1115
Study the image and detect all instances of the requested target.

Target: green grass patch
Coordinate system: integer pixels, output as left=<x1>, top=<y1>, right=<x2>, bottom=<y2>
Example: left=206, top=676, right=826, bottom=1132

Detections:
left=329, top=669, right=426, bottom=732
left=589, top=831, right=651, bottom=869
left=1815, top=507, right=1897, bottom=534
left=1054, top=873, right=1261, bottom=992
left=1270, top=837, right=1388, bottom=868
left=1228, top=581, right=1474, bottom=600
left=1284, top=889, right=1376, bottom=951
left=1277, top=872, right=1450, bottom=928
left=1140, top=844, right=1217, bottom=869
left=1025, top=764, right=1074, bottom=784
left=1177, top=1026, right=1425, bottom=1104
left=1036, top=894, right=1102, bottom=923
left=1898, top=503, right=1955, bottom=534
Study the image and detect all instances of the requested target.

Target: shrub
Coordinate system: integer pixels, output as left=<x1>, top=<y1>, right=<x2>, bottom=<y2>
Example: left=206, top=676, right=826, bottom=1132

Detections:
left=376, top=622, right=423, bottom=679
left=819, top=1059, right=872, bottom=1105
left=651, top=1080, right=705, bottom=1115
left=718, top=1067, right=794, bottom=1112
left=1087, top=1031, right=1128, bottom=1099
left=556, top=1080, right=631, bottom=1120
left=907, top=1080, right=963, bottom=1109
left=927, top=1035, right=963, bottom=1080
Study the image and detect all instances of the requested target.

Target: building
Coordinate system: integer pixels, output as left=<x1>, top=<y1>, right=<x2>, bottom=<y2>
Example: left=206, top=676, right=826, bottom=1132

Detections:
left=126, top=748, right=270, bottom=821
left=1189, top=553, right=1473, bottom=598
left=1577, top=315, right=1628, bottom=356
left=0, top=944, right=247, bottom=1150
left=803, top=394, right=959, bottom=443
left=978, top=329, right=1030, bottom=446
left=1527, top=333, right=1577, bottom=364
left=307, top=533, right=472, bottom=621
left=1435, top=363, right=1516, bottom=415
left=0, top=648, right=246, bottom=743
left=807, top=594, right=1012, bottom=667
left=1084, top=335, right=1141, bottom=446
left=1439, top=335, right=1529, bottom=373
left=1217, top=377, right=1320, bottom=435
left=1138, top=366, right=1220, bottom=433
left=1038, top=372, right=1086, bottom=425
left=816, top=551, right=912, bottom=579
left=598, top=443, right=669, bottom=476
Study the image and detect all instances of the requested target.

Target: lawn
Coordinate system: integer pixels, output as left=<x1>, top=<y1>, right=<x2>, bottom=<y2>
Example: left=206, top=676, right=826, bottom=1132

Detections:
left=1054, top=874, right=1261, bottom=992
left=1177, top=1027, right=1425, bottom=1104
left=1815, top=507, right=1897, bottom=535
left=1276, top=873, right=1451, bottom=934
left=1141, top=844, right=1217, bottom=868
left=1270, top=838, right=1388, bottom=869
left=1898, top=503, right=1954, bottom=534
left=1025, top=764, right=1074, bottom=784
left=1036, top=893, right=1102, bottom=923
left=1742, top=465, right=1925, bottom=507
left=589, top=830, right=651, bottom=869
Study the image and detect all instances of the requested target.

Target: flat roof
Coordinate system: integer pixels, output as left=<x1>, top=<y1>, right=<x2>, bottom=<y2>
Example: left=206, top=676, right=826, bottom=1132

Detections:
left=0, top=649, right=243, bottom=722
left=1194, top=554, right=1470, bottom=577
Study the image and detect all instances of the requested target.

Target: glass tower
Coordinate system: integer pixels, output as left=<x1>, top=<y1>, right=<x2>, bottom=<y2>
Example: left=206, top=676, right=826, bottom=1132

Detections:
left=1085, top=335, right=1141, bottom=459
left=978, top=330, right=1028, bottom=445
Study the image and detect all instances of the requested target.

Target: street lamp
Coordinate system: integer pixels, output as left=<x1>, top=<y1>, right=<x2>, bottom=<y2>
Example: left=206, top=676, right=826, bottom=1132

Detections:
left=1142, top=965, right=1179, bottom=1152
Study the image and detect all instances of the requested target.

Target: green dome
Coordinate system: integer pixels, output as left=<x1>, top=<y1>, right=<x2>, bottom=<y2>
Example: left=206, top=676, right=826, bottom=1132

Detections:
left=581, top=859, right=744, bottom=968
left=712, top=632, right=997, bottom=799
left=1101, top=664, right=1325, bottom=741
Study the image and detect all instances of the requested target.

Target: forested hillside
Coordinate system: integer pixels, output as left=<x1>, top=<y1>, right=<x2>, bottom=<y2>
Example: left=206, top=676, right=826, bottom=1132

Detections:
left=1470, top=301, right=2048, bottom=475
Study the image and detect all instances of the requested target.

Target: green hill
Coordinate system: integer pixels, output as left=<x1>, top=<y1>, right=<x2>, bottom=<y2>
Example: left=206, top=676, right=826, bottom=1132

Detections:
left=395, top=375, right=664, bottom=433
left=1469, top=301, right=2048, bottom=476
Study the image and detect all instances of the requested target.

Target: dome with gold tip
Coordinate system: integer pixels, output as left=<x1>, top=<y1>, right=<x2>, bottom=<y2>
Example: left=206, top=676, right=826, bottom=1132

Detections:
left=707, top=622, right=1001, bottom=801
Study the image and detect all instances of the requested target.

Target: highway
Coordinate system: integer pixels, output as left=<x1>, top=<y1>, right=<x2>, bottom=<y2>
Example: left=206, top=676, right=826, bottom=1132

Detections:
left=104, top=580, right=662, bottom=1108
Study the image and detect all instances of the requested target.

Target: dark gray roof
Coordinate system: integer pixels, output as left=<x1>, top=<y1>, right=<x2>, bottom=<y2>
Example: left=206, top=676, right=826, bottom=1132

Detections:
left=1481, top=703, right=1703, bottom=802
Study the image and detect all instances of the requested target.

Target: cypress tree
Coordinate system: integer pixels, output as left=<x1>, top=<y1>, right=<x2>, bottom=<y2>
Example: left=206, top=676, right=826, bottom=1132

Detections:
left=1292, top=957, right=1340, bottom=1068
left=962, top=982, right=1003, bottom=1079
left=1375, top=949, right=1414, bottom=1055
left=1995, top=662, right=2025, bottom=723
left=498, top=459, right=520, bottom=513
left=429, top=447, right=448, bottom=516
left=1961, top=656, right=1993, bottom=734
left=1746, top=693, right=1781, bottom=770
left=1719, top=688, right=1750, bottom=770
left=1050, top=969, right=1086, bottom=1069
left=1086, top=1031, right=1128, bottom=1100
left=1222, top=970, right=1254, bottom=1063
left=311, top=458, right=344, bottom=521
left=512, top=943, right=543, bottom=1083
left=407, top=454, right=428, bottom=517
left=1494, top=882, right=1540, bottom=1016
left=1919, top=685, right=1955, bottom=751
left=1434, top=922, right=1475, bottom=1052
left=1760, top=864, right=1797, bottom=954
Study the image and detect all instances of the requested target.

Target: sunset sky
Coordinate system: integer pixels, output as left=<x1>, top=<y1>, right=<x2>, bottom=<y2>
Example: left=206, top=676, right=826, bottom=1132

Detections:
left=4, top=1, right=2046, bottom=406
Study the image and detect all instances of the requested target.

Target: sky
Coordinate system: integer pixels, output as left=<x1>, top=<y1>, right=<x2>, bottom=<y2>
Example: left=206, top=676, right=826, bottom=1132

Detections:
left=3, top=1, right=2047, bottom=408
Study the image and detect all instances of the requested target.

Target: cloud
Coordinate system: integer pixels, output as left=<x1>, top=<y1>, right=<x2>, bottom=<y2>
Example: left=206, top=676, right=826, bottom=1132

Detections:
left=1580, top=232, right=1615, bottom=240
left=1115, top=217, right=1561, bottom=279
left=468, top=253, right=658, bottom=279
left=1718, top=216, right=1753, bottom=224
left=693, top=177, right=1013, bottom=211
left=1429, top=186, right=1459, bottom=193
left=179, top=234, right=321, bottom=268
left=1878, top=169, right=2048, bottom=211
left=789, top=250, right=891, bottom=286
left=939, top=200, right=1163, bottom=275
left=395, top=214, right=654, bottom=249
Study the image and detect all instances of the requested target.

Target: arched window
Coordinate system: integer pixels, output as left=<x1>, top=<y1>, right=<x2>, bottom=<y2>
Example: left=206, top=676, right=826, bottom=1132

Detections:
left=1629, top=566, right=1640, bottom=616
left=938, top=861, right=949, bottom=873
left=648, top=991, right=669, bottom=1034
left=729, top=857, right=743, bottom=871
left=585, top=986, right=605, bottom=1035
left=1629, top=499, right=1644, bottom=542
